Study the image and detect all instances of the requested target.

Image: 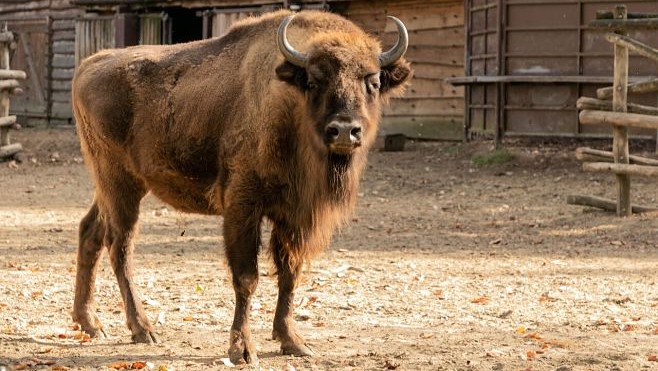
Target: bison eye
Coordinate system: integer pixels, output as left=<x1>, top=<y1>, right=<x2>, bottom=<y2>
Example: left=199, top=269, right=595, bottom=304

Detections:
left=365, top=74, right=381, bottom=94
left=307, top=81, right=319, bottom=91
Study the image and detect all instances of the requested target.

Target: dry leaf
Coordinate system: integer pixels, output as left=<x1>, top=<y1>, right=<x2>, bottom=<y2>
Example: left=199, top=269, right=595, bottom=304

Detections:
left=526, top=350, right=536, bottom=360
left=648, top=355, right=657, bottom=362
left=470, top=296, right=489, bottom=304
left=515, top=326, right=526, bottom=334
left=524, top=332, right=542, bottom=340
left=51, top=366, right=69, bottom=371
left=183, top=316, right=194, bottom=322
left=433, top=290, right=445, bottom=299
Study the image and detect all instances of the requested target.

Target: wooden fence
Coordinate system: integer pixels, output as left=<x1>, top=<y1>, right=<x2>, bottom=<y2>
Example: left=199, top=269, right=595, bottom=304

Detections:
left=0, top=26, right=26, bottom=160
left=569, top=5, right=658, bottom=216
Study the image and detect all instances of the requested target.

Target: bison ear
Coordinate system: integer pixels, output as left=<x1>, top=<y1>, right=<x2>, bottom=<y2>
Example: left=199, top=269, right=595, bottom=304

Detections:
left=276, top=61, right=308, bottom=90
left=380, top=59, right=412, bottom=96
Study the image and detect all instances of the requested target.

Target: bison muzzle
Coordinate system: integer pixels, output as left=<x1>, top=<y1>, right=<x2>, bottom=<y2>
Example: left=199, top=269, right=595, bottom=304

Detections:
left=71, top=10, right=411, bottom=365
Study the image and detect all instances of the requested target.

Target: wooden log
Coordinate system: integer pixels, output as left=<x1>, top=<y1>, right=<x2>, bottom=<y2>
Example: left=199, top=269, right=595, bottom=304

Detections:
left=583, top=162, right=658, bottom=177
left=576, top=97, right=658, bottom=116
left=0, top=115, right=16, bottom=128
left=579, top=110, right=658, bottom=130
left=597, top=78, right=658, bottom=99
left=0, top=79, right=19, bottom=90
left=612, top=5, right=631, bottom=217
left=567, top=194, right=658, bottom=214
left=575, top=147, right=658, bottom=166
left=0, top=142, right=21, bottom=158
left=0, top=32, right=13, bottom=43
left=0, top=70, right=27, bottom=80
left=605, top=33, right=658, bottom=63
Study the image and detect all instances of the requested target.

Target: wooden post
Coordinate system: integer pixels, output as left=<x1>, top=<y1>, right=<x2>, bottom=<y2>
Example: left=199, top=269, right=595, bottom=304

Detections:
left=0, top=30, right=11, bottom=147
left=612, top=5, right=631, bottom=217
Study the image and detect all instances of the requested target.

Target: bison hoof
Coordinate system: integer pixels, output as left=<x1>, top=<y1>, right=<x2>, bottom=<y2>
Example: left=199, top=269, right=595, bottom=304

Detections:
left=228, top=330, right=259, bottom=365
left=132, top=331, right=158, bottom=344
left=281, top=342, right=314, bottom=357
left=83, top=326, right=107, bottom=339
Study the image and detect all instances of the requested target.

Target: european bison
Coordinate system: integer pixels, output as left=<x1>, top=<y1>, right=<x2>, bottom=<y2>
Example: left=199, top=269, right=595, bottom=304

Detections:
left=71, top=10, right=411, bottom=364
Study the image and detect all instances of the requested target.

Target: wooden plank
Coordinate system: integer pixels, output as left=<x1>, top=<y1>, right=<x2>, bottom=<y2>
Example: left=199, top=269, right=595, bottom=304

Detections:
left=575, top=147, right=658, bottom=166
left=605, top=33, right=658, bottom=63
left=612, top=5, right=631, bottom=217
left=579, top=110, right=658, bottom=130
left=384, top=4, right=463, bottom=31
left=589, top=18, right=658, bottom=31
left=583, top=162, right=658, bottom=177
left=384, top=97, right=464, bottom=116
left=576, top=97, right=658, bottom=116
left=412, top=63, right=463, bottom=80
left=406, top=78, right=464, bottom=98
left=382, top=26, right=463, bottom=48
left=567, top=194, right=657, bottom=214
left=597, top=78, right=658, bottom=99
left=405, top=45, right=464, bottom=65
left=0, top=70, right=27, bottom=79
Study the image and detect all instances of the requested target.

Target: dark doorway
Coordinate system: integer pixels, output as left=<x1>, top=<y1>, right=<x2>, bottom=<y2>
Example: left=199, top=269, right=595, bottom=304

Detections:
left=167, top=7, right=202, bottom=44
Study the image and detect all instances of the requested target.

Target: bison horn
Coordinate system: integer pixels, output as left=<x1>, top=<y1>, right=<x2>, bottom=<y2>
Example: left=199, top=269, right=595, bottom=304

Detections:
left=379, top=16, right=409, bottom=66
left=277, top=15, right=308, bottom=67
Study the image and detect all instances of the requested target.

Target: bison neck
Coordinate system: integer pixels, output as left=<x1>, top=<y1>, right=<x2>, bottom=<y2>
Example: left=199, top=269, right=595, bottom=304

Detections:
left=265, top=145, right=366, bottom=267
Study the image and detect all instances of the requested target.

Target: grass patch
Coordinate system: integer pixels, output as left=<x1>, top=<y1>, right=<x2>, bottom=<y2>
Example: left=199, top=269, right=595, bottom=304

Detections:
left=472, top=149, right=515, bottom=167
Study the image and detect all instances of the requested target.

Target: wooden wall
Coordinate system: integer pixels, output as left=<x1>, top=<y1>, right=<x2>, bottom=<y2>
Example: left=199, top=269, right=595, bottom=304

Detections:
left=51, top=0, right=81, bottom=123
left=343, top=0, right=465, bottom=140
left=0, top=0, right=81, bottom=125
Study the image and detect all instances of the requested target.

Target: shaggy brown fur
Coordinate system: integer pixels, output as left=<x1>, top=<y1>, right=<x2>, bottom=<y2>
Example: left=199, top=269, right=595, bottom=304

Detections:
left=71, top=9, right=411, bottom=365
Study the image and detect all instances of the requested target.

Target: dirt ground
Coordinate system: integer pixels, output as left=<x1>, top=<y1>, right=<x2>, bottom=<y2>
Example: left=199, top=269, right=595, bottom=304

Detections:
left=0, top=128, right=656, bottom=371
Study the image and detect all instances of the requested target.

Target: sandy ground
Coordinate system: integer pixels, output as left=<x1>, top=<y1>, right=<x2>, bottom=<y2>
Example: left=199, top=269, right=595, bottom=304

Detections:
left=0, top=128, right=657, bottom=371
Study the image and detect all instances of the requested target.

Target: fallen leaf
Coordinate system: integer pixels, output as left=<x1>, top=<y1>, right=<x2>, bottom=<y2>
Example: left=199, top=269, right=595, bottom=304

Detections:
left=433, top=290, right=445, bottom=299
left=515, top=326, right=526, bottom=334
left=526, top=350, right=536, bottom=360
left=524, top=332, right=542, bottom=341
left=470, top=296, right=489, bottom=304
left=622, top=324, right=635, bottom=332
left=649, top=355, right=657, bottom=362
left=51, top=366, right=69, bottom=371
left=183, top=316, right=194, bottom=322
left=195, top=284, right=204, bottom=293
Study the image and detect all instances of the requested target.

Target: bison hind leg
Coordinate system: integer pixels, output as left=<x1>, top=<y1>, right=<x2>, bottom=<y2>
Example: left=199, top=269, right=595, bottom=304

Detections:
left=72, top=201, right=108, bottom=338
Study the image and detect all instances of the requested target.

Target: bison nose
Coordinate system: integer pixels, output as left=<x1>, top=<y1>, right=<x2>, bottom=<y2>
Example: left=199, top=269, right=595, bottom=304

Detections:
left=325, top=121, right=362, bottom=153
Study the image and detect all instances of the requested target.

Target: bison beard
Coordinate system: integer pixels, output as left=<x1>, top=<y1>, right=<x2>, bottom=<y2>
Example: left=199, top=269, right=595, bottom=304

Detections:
left=70, top=9, right=411, bottom=365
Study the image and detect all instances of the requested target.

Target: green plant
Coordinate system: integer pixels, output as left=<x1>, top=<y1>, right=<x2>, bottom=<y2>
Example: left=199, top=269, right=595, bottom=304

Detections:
left=472, top=149, right=515, bottom=167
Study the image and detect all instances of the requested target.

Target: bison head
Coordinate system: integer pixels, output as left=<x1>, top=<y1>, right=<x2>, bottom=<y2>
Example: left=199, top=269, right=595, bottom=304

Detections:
left=275, top=14, right=412, bottom=157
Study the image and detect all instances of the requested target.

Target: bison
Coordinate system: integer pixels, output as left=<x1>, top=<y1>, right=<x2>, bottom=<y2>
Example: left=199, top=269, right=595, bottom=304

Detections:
left=71, top=9, right=411, bottom=364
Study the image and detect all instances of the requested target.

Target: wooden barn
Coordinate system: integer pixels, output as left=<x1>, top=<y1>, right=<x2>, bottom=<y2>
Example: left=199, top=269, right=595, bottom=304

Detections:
left=0, top=0, right=82, bottom=126
left=450, top=0, right=658, bottom=143
left=42, top=0, right=465, bottom=139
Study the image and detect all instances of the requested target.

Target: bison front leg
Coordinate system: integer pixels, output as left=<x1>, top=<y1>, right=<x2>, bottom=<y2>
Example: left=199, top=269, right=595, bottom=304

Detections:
left=72, top=202, right=107, bottom=338
left=271, top=225, right=314, bottom=357
left=224, top=204, right=262, bottom=365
